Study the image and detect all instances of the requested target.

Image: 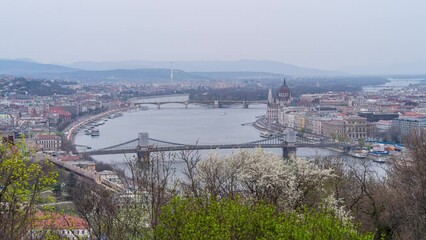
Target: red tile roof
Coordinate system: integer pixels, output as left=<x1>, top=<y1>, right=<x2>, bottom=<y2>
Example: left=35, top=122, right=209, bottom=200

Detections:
left=32, top=212, right=88, bottom=230
left=49, top=107, right=71, bottom=117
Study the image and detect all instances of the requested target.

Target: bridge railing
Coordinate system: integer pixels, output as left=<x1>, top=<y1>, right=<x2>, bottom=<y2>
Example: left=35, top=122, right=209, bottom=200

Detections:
left=79, top=133, right=355, bottom=156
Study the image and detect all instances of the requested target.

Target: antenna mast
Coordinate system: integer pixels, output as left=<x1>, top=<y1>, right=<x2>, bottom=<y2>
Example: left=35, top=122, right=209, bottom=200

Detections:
left=170, top=61, right=174, bottom=83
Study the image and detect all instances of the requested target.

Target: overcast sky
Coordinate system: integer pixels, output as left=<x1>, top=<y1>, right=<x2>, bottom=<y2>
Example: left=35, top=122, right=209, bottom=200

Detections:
left=0, top=0, right=425, bottom=70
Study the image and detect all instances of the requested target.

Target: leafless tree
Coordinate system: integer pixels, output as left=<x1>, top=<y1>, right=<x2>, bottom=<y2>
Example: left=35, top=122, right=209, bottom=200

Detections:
left=72, top=150, right=177, bottom=239
left=315, top=156, right=400, bottom=239
left=180, top=149, right=335, bottom=211
left=385, top=130, right=426, bottom=239
left=122, top=151, right=177, bottom=228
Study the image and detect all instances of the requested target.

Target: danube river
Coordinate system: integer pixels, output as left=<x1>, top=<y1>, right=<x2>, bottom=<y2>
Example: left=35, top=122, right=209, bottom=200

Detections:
left=74, top=95, right=385, bottom=175
left=75, top=96, right=334, bottom=162
left=363, top=78, right=424, bottom=92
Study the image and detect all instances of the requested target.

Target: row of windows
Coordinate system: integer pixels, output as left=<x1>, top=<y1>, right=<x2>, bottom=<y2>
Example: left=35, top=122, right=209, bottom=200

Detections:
left=349, top=134, right=366, bottom=139
left=61, top=229, right=89, bottom=235
left=347, top=128, right=367, bottom=132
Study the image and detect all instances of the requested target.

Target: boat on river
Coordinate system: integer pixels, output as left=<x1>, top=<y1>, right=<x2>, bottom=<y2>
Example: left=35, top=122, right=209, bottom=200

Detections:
left=95, top=121, right=105, bottom=126
left=91, top=129, right=100, bottom=137
left=260, top=131, right=273, bottom=138
left=368, top=151, right=388, bottom=163
left=351, top=151, right=367, bottom=159
left=109, top=113, right=124, bottom=119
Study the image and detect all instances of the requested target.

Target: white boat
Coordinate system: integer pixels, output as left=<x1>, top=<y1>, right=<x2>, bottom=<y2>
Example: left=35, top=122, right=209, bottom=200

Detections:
left=372, top=156, right=386, bottom=163
left=350, top=149, right=368, bottom=159
left=351, top=151, right=367, bottom=159
left=95, top=121, right=105, bottom=126
left=368, top=152, right=387, bottom=163
left=260, top=131, right=273, bottom=138
left=91, top=129, right=100, bottom=136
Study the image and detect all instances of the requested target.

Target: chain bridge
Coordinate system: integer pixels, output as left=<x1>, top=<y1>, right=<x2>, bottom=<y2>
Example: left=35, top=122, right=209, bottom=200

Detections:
left=79, top=132, right=355, bottom=160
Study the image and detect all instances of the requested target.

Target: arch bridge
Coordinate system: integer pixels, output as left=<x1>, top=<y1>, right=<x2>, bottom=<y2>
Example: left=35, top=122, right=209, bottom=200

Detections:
left=133, top=100, right=268, bottom=109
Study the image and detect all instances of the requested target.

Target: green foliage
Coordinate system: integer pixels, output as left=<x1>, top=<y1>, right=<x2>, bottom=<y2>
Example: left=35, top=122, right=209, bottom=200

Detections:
left=156, top=197, right=373, bottom=240
left=65, top=173, right=77, bottom=197
left=53, top=183, right=62, bottom=197
left=0, top=139, right=58, bottom=238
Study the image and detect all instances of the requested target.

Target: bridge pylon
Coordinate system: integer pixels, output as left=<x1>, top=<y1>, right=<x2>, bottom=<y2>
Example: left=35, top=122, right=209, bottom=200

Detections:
left=138, top=133, right=151, bottom=161
left=137, top=150, right=150, bottom=162
left=138, top=133, right=149, bottom=147
left=243, top=101, right=249, bottom=109
left=282, top=146, right=296, bottom=159
left=213, top=100, right=222, bottom=108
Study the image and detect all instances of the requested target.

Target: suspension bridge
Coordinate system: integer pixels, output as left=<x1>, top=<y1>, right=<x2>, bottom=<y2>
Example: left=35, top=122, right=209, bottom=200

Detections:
left=78, top=132, right=355, bottom=160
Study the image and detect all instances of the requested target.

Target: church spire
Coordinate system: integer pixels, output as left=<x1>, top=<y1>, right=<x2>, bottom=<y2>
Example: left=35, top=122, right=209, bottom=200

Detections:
left=283, top=77, right=286, bottom=86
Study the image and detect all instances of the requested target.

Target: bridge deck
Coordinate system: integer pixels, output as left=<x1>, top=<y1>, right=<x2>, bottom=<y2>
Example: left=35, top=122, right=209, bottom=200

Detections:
left=78, top=133, right=354, bottom=156
left=84, top=143, right=351, bottom=156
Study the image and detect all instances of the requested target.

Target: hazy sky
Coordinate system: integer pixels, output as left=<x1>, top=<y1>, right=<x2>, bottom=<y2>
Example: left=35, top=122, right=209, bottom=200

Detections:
left=0, top=0, right=425, bottom=70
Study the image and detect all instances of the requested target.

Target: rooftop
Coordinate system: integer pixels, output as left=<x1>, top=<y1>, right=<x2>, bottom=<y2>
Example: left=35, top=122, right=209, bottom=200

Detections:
left=32, top=212, right=88, bottom=230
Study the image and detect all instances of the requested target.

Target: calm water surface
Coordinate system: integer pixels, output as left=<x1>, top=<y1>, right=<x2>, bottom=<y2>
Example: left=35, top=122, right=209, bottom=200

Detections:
left=363, top=78, right=424, bottom=92
left=75, top=96, right=385, bottom=175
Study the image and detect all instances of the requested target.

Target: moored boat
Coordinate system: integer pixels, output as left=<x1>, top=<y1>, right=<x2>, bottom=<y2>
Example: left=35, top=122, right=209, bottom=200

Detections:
left=368, top=151, right=388, bottom=163
left=95, top=121, right=105, bottom=126
left=260, top=131, right=273, bottom=138
left=351, top=151, right=367, bottom=159
left=91, top=129, right=100, bottom=136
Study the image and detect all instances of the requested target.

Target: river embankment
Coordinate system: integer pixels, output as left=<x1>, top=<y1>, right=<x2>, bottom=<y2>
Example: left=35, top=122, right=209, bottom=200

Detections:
left=64, top=106, right=133, bottom=143
left=252, top=116, right=283, bottom=133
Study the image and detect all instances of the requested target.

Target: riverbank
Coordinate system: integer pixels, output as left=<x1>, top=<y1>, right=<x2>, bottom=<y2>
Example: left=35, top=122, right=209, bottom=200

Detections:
left=64, top=106, right=133, bottom=143
left=253, top=115, right=354, bottom=156
left=252, top=116, right=284, bottom=133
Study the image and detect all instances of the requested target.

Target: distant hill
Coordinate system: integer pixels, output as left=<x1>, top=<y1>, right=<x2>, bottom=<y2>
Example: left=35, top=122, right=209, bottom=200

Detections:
left=339, top=61, right=426, bottom=75
left=68, top=60, right=346, bottom=76
left=193, top=71, right=285, bottom=80
left=0, top=59, right=347, bottom=83
left=0, top=59, right=77, bottom=74
left=0, top=59, right=202, bottom=82
left=42, top=69, right=204, bottom=82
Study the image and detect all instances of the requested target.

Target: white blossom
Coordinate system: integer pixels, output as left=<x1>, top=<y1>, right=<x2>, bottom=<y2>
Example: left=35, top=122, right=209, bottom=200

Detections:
left=193, top=149, right=335, bottom=210
left=321, top=195, right=354, bottom=225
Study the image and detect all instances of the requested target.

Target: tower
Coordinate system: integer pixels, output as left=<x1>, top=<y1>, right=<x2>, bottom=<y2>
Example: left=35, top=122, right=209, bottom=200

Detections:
left=170, top=61, right=174, bottom=83
left=277, top=78, right=291, bottom=106
left=266, top=88, right=279, bottom=123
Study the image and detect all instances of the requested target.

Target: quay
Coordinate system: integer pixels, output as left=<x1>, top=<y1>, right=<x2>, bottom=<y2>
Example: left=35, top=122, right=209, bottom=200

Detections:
left=63, top=106, right=132, bottom=142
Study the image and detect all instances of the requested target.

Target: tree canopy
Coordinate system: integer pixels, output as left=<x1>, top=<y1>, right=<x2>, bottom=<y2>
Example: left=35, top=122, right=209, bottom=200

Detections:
left=0, top=139, right=57, bottom=239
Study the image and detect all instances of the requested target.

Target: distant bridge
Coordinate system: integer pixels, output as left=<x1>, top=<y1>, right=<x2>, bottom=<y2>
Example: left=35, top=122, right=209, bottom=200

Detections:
left=133, top=100, right=268, bottom=109
left=79, top=132, right=355, bottom=160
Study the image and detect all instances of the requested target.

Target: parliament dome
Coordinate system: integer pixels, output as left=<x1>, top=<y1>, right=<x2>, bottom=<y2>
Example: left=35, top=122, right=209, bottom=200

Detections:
left=277, top=78, right=291, bottom=103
